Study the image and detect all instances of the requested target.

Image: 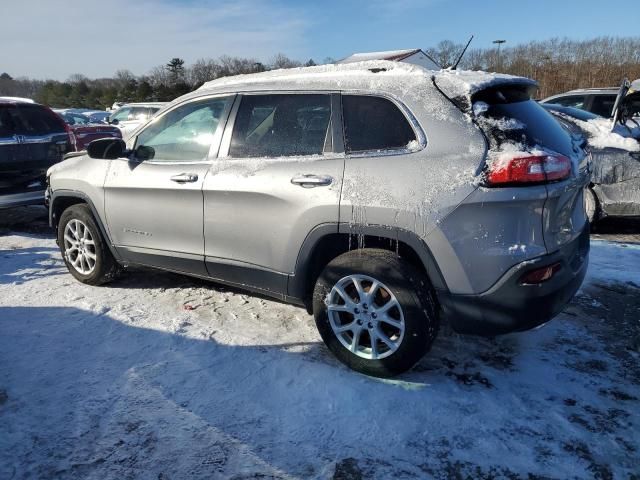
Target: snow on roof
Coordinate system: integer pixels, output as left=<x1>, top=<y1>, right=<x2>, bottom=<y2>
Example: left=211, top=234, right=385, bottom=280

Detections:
left=433, top=69, right=537, bottom=102
left=338, top=49, right=423, bottom=63
left=197, top=60, right=534, bottom=105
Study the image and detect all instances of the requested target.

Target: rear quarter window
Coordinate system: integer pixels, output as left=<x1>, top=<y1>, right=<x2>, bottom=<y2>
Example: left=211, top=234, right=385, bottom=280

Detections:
left=342, top=95, right=416, bottom=153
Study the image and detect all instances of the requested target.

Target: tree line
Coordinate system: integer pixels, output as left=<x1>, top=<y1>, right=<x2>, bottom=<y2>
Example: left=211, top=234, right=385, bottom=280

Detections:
left=0, top=54, right=318, bottom=110
left=431, top=36, right=640, bottom=98
left=1, top=36, right=639, bottom=110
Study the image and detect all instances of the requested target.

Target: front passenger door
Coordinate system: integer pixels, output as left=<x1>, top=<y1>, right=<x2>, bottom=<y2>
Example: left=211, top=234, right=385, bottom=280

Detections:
left=104, top=95, right=234, bottom=275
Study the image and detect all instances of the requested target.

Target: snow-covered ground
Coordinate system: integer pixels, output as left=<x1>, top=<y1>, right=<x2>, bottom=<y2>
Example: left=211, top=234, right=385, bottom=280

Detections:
left=1, top=229, right=639, bottom=479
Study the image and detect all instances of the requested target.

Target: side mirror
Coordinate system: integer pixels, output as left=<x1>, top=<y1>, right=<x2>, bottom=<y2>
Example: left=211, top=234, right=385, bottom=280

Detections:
left=87, top=138, right=127, bottom=159
left=134, top=145, right=155, bottom=161
left=110, top=118, right=119, bottom=125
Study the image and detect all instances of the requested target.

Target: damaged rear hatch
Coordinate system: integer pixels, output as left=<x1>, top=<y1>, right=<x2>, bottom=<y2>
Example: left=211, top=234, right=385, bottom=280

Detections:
left=434, top=71, right=590, bottom=253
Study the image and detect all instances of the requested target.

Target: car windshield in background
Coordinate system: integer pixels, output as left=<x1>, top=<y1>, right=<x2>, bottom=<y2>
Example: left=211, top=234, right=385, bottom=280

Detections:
left=63, top=113, right=91, bottom=125
left=543, top=104, right=601, bottom=121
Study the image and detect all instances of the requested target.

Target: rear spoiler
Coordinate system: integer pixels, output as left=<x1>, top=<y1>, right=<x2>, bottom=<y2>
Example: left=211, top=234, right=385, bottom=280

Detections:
left=432, top=71, right=538, bottom=112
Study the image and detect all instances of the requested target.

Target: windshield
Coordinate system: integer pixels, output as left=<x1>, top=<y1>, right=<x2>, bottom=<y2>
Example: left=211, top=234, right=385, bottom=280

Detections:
left=542, top=104, right=600, bottom=122
left=63, top=113, right=91, bottom=125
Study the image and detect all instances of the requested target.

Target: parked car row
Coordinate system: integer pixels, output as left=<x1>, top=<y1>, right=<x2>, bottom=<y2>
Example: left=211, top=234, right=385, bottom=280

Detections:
left=542, top=104, right=640, bottom=222
left=54, top=110, right=122, bottom=151
left=541, top=79, right=640, bottom=120
left=105, top=102, right=166, bottom=137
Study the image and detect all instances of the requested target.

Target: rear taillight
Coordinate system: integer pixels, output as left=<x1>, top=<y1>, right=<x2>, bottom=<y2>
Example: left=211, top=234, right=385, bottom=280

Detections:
left=520, top=262, right=562, bottom=285
left=63, top=123, right=77, bottom=151
left=486, top=153, right=571, bottom=186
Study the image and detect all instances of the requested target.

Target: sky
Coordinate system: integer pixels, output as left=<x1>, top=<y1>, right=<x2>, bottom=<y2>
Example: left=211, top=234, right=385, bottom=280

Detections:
left=1, top=0, right=637, bottom=80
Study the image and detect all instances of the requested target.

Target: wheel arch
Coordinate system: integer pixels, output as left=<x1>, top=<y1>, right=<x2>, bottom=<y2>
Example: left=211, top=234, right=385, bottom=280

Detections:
left=288, top=223, right=447, bottom=310
left=50, top=190, right=121, bottom=261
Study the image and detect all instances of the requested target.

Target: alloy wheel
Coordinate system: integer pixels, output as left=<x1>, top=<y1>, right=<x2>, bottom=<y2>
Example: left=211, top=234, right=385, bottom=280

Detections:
left=63, top=219, right=97, bottom=275
left=326, top=274, right=405, bottom=360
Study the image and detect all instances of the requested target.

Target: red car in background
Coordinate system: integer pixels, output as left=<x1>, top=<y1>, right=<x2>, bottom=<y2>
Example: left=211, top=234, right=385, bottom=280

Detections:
left=54, top=110, right=122, bottom=151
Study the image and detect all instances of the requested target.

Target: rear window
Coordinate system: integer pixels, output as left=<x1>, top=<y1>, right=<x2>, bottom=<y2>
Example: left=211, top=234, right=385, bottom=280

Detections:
left=474, top=87, right=574, bottom=157
left=342, top=95, right=416, bottom=153
left=590, top=95, right=616, bottom=117
left=15, top=104, right=65, bottom=135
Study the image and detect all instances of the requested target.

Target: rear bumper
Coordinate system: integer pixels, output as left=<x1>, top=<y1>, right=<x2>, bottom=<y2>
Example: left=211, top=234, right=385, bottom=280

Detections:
left=0, top=190, right=46, bottom=209
left=439, top=225, right=590, bottom=335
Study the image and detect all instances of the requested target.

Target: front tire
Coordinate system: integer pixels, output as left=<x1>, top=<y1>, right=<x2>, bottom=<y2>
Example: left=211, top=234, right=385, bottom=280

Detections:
left=57, top=204, right=120, bottom=285
left=312, top=249, right=439, bottom=377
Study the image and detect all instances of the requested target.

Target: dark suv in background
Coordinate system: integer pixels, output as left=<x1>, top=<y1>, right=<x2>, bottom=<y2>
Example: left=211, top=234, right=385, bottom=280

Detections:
left=0, top=99, right=71, bottom=208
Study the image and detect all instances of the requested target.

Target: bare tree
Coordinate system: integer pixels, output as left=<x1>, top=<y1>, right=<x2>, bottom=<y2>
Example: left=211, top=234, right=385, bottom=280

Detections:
left=269, top=53, right=301, bottom=70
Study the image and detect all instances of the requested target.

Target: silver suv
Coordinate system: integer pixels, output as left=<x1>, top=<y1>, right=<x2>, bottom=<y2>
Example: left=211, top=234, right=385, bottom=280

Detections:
left=47, top=62, right=590, bottom=377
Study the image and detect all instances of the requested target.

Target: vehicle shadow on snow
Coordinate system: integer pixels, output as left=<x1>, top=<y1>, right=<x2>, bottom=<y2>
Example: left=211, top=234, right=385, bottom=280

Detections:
left=1, top=304, right=633, bottom=479
left=0, top=246, right=64, bottom=285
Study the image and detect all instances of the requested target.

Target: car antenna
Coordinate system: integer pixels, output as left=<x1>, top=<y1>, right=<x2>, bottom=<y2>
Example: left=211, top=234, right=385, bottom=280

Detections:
left=451, top=35, right=474, bottom=70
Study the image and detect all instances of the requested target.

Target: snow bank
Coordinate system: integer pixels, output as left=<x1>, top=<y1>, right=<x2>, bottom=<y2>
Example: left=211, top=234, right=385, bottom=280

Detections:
left=1, top=233, right=639, bottom=478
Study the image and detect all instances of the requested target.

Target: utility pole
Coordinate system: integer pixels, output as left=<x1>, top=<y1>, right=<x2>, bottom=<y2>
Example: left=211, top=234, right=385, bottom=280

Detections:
left=493, top=39, right=506, bottom=71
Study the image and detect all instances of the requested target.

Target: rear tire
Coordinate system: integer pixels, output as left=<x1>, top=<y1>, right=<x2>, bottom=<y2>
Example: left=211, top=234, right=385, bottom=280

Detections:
left=312, top=249, right=439, bottom=377
left=584, top=187, right=599, bottom=224
left=57, top=204, right=120, bottom=285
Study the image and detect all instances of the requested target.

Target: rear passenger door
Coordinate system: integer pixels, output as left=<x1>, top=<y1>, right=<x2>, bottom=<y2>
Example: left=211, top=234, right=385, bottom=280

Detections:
left=202, top=92, right=344, bottom=293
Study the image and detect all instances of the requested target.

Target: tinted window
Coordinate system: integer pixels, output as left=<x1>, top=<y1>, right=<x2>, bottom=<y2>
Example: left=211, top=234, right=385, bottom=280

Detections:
left=550, top=95, right=586, bottom=109
left=342, top=95, right=416, bottom=153
left=590, top=95, right=616, bottom=117
left=135, top=97, right=231, bottom=162
left=15, top=104, right=65, bottom=135
left=229, top=94, right=331, bottom=158
left=0, top=105, right=17, bottom=136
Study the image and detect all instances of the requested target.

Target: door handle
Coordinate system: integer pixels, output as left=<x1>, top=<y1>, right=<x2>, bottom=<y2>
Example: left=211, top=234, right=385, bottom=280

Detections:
left=291, top=174, right=333, bottom=188
left=170, top=173, right=199, bottom=183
